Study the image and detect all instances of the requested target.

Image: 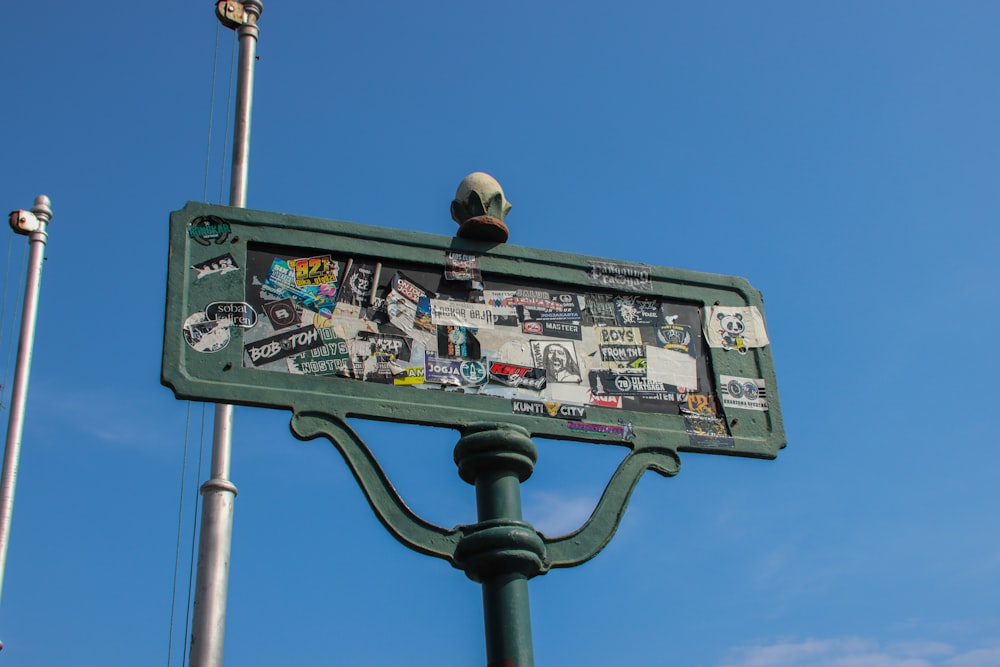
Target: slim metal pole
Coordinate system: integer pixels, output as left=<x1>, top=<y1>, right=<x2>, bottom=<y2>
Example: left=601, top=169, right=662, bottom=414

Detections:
left=477, top=469, right=536, bottom=667
left=0, top=195, right=52, bottom=611
left=188, top=3, right=261, bottom=666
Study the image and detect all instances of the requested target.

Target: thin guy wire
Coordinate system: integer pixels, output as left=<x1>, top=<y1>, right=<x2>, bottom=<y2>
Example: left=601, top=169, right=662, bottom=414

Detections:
left=203, top=20, right=222, bottom=203
left=181, top=403, right=208, bottom=667
left=167, top=21, right=221, bottom=667
left=166, top=402, right=194, bottom=667
left=219, top=32, right=238, bottom=204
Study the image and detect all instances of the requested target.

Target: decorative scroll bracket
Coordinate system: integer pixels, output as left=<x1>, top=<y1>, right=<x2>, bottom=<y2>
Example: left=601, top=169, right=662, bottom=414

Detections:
left=288, top=411, right=681, bottom=575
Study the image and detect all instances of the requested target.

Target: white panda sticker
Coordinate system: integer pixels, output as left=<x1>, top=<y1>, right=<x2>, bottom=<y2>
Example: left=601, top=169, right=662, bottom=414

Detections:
left=703, top=306, right=770, bottom=353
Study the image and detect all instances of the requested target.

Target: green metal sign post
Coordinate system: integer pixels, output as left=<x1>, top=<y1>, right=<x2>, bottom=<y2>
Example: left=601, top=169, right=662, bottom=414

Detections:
left=162, top=176, right=784, bottom=665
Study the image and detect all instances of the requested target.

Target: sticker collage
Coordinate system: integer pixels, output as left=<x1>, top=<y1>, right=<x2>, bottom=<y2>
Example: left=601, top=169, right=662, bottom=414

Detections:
left=183, top=224, right=771, bottom=447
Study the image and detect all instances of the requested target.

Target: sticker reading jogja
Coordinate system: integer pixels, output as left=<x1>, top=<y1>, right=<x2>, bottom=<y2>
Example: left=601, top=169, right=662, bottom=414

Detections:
left=719, top=375, right=768, bottom=411
left=704, top=306, right=770, bottom=353
left=424, top=354, right=487, bottom=387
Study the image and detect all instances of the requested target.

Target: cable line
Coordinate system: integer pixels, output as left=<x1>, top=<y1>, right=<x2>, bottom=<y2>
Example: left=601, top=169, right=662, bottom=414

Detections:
left=203, top=19, right=222, bottom=203
left=167, top=15, right=237, bottom=666
left=181, top=404, right=208, bottom=667
left=219, top=32, right=238, bottom=204
left=166, top=402, right=194, bottom=667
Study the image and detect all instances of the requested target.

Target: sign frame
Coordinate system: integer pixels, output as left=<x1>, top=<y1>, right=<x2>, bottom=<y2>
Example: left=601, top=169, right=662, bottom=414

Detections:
left=162, top=202, right=785, bottom=459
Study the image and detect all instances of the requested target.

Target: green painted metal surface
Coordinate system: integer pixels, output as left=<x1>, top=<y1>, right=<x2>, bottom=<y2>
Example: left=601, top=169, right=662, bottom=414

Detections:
left=162, top=201, right=784, bottom=459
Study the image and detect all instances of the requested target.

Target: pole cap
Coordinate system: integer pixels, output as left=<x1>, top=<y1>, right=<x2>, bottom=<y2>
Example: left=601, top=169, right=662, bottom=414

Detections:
left=32, top=195, right=52, bottom=223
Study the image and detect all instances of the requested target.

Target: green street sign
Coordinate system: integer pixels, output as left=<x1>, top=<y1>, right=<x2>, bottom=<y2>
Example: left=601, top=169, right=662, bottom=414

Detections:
left=162, top=202, right=785, bottom=459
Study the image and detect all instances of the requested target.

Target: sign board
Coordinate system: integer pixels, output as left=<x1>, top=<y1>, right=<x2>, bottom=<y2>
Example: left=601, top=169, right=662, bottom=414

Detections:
left=162, top=202, right=785, bottom=458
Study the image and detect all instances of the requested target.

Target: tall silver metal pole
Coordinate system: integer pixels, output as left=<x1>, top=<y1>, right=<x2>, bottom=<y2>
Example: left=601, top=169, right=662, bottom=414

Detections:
left=0, top=196, right=52, bottom=613
left=189, top=3, right=262, bottom=666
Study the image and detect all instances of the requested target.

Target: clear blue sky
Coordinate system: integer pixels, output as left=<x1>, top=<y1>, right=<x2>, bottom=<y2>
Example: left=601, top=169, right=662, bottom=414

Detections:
left=2, top=2, right=998, bottom=665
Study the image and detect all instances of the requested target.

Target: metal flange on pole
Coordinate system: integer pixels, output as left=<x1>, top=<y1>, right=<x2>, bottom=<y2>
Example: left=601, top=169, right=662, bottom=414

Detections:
left=0, top=195, right=53, bottom=650
left=454, top=423, right=543, bottom=667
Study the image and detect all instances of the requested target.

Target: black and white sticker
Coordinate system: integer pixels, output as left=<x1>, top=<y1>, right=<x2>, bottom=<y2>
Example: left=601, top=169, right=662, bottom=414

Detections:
left=244, top=326, right=324, bottom=367
left=206, top=301, right=257, bottom=329
left=183, top=312, right=231, bottom=353
left=719, top=375, right=768, bottom=411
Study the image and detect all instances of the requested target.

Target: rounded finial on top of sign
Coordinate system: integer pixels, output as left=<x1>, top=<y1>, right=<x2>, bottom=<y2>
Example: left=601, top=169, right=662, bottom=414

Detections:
left=451, top=172, right=512, bottom=243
